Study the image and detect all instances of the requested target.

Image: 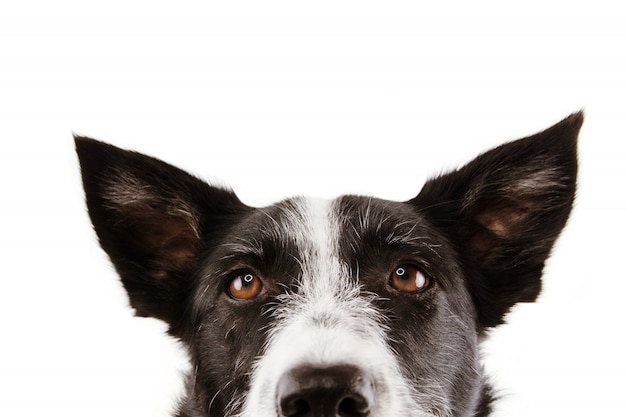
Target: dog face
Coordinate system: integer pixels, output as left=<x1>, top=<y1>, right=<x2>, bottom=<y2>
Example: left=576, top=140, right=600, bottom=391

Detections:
left=76, top=113, right=582, bottom=417
left=190, top=196, right=481, bottom=416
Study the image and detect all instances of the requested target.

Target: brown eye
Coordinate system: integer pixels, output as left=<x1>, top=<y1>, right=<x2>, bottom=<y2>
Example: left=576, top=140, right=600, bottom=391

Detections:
left=389, top=264, right=430, bottom=293
left=228, top=272, right=265, bottom=300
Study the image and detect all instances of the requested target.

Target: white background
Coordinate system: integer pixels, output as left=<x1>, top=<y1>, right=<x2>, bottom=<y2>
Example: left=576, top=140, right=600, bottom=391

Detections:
left=1, top=0, right=624, bottom=416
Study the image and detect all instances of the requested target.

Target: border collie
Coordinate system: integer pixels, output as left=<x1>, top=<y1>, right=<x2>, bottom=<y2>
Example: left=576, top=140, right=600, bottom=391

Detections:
left=76, top=113, right=582, bottom=417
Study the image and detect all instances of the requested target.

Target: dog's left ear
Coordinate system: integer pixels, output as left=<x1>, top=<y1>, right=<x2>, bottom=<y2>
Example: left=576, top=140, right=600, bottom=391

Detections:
left=411, top=113, right=582, bottom=328
left=75, top=137, right=249, bottom=326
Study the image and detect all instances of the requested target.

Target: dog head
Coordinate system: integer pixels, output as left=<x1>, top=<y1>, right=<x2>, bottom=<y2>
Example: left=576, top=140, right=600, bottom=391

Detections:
left=76, top=113, right=582, bottom=417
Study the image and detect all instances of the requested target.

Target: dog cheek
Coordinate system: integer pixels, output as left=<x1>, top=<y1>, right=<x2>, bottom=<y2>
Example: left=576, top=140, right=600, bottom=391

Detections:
left=191, top=309, right=270, bottom=414
left=389, top=291, right=482, bottom=414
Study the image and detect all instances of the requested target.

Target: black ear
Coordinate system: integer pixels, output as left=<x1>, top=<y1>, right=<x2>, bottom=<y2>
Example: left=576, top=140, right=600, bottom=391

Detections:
left=410, top=113, right=582, bottom=328
left=75, top=137, right=248, bottom=325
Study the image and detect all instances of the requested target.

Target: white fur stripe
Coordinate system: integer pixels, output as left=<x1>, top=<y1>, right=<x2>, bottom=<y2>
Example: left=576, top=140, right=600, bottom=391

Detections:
left=239, top=197, right=430, bottom=417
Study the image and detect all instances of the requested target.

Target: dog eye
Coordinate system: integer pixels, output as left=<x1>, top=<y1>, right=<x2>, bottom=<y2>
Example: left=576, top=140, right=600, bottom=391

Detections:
left=389, top=264, right=430, bottom=293
left=228, top=272, right=265, bottom=300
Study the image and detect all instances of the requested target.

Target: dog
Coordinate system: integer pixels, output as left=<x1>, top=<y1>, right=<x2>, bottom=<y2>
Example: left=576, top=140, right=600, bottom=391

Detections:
left=76, top=112, right=582, bottom=417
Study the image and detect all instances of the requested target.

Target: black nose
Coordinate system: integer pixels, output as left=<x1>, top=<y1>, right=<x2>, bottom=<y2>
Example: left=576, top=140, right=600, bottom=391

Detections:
left=277, top=364, right=375, bottom=417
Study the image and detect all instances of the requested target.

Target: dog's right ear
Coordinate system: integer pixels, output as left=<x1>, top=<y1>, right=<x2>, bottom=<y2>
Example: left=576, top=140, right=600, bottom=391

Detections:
left=75, top=137, right=249, bottom=326
left=410, top=113, right=582, bottom=329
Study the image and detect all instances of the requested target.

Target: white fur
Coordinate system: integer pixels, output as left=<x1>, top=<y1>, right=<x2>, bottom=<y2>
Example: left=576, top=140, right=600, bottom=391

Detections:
left=238, top=197, right=435, bottom=417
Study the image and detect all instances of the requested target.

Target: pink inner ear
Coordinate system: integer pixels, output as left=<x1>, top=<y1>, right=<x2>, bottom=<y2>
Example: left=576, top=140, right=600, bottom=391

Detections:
left=102, top=173, right=202, bottom=280
left=123, top=204, right=200, bottom=279
left=474, top=199, right=536, bottom=239
left=467, top=196, right=539, bottom=260
left=154, top=217, right=198, bottom=266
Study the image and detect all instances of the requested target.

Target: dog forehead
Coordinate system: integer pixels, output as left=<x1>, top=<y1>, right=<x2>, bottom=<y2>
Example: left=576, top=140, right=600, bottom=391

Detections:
left=258, top=195, right=419, bottom=236
left=333, top=196, right=438, bottom=249
left=241, top=196, right=334, bottom=246
left=217, top=195, right=438, bottom=287
left=267, top=196, right=340, bottom=262
left=235, top=195, right=428, bottom=258
left=212, top=197, right=339, bottom=275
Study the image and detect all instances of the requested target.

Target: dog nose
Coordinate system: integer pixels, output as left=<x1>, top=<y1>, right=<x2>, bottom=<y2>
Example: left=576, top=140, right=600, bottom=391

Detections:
left=277, top=364, right=375, bottom=417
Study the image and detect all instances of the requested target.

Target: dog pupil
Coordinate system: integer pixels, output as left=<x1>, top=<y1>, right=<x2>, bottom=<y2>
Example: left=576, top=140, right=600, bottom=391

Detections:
left=243, top=274, right=254, bottom=284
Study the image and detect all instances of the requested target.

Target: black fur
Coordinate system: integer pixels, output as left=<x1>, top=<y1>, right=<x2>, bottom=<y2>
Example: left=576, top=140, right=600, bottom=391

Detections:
left=76, top=112, right=582, bottom=416
left=411, top=114, right=580, bottom=327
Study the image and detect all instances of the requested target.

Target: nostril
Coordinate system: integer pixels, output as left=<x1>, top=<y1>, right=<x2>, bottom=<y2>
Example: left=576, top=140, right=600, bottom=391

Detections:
left=281, top=397, right=311, bottom=417
left=277, top=364, right=375, bottom=417
left=338, top=395, right=370, bottom=416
